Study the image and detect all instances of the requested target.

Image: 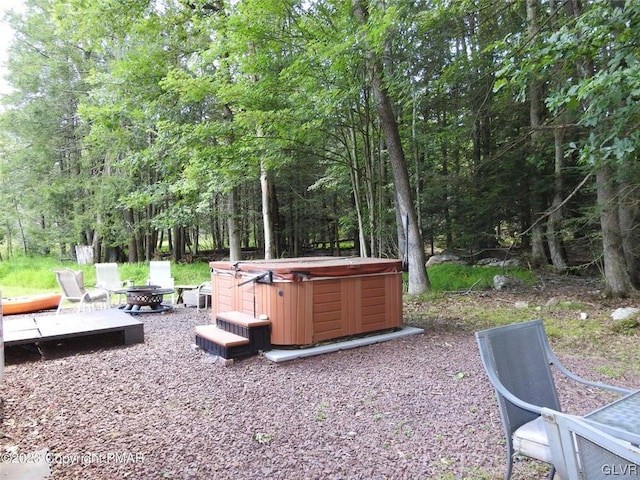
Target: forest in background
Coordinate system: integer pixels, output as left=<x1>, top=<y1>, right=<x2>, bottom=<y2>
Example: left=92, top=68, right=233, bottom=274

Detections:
left=0, top=0, right=639, bottom=296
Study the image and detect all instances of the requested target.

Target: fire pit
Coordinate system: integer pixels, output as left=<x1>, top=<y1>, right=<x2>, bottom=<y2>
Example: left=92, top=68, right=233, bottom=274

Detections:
left=121, top=285, right=173, bottom=314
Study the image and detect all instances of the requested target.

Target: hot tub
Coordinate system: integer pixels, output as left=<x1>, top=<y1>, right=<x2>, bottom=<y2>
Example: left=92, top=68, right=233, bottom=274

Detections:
left=209, top=257, right=403, bottom=346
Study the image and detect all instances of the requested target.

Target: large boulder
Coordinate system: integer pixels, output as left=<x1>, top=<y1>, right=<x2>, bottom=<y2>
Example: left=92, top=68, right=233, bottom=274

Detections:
left=611, top=307, right=640, bottom=321
left=493, top=274, right=525, bottom=290
left=477, top=257, right=521, bottom=267
left=425, top=254, right=467, bottom=268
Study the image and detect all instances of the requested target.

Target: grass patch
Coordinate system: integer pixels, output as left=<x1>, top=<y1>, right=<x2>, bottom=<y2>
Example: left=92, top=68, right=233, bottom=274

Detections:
left=405, top=276, right=640, bottom=377
left=427, top=263, right=535, bottom=292
left=594, top=365, right=625, bottom=379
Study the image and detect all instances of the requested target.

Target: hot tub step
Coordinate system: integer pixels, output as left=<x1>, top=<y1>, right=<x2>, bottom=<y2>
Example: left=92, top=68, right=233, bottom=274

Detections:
left=195, top=325, right=252, bottom=359
left=215, top=311, right=271, bottom=353
left=216, top=311, right=271, bottom=327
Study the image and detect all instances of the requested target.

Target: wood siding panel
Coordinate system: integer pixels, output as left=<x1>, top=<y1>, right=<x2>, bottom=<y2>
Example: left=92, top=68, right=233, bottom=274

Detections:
left=385, top=274, right=403, bottom=329
left=211, top=273, right=235, bottom=324
left=267, top=282, right=314, bottom=346
left=239, top=285, right=257, bottom=317
left=311, top=279, right=343, bottom=342
left=359, top=276, right=388, bottom=331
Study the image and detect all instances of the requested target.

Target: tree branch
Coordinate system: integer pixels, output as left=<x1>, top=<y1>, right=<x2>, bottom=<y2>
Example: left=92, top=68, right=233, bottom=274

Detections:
left=519, top=171, right=593, bottom=237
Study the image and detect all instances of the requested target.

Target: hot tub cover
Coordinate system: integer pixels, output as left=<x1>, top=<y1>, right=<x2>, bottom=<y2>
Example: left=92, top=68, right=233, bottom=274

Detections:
left=210, top=257, right=402, bottom=282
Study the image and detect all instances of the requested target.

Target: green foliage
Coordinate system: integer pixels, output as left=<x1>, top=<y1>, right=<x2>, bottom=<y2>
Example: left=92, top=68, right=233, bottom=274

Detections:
left=594, top=365, right=625, bottom=379
left=610, top=318, right=640, bottom=335
left=426, top=263, right=535, bottom=292
left=496, top=1, right=640, bottom=168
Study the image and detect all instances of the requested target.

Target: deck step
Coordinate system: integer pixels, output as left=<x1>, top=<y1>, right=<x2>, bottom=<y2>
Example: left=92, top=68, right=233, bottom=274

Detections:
left=215, top=311, right=272, bottom=354
left=216, top=310, right=271, bottom=327
left=195, top=325, right=254, bottom=360
left=195, top=325, right=249, bottom=347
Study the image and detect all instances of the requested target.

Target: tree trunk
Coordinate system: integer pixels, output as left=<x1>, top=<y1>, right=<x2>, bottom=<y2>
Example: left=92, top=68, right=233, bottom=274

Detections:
left=547, top=126, right=567, bottom=272
left=125, top=209, right=138, bottom=263
left=597, top=164, right=634, bottom=297
left=380, top=96, right=430, bottom=293
left=618, top=173, right=640, bottom=287
left=564, top=0, right=633, bottom=296
left=172, top=225, right=184, bottom=263
left=12, top=198, right=27, bottom=255
left=353, top=0, right=429, bottom=294
left=228, top=187, right=242, bottom=262
left=349, top=153, right=369, bottom=257
left=346, top=119, right=370, bottom=257
left=530, top=225, right=547, bottom=267
left=527, top=0, right=549, bottom=267
left=260, top=158, right=276, bottom=260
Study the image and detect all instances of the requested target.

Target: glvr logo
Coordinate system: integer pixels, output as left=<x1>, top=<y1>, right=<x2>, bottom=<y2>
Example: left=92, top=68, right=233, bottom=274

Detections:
left=601, top=464, right=639, bottom=476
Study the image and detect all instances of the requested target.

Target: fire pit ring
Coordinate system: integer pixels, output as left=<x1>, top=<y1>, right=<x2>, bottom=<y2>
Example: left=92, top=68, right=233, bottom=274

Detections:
left=121, top=285, right=174, bottom=314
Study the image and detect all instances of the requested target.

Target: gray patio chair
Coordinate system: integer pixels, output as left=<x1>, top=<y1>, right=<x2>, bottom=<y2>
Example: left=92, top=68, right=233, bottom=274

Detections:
left=475, top=319, right=632, bottom=480
left=542, top=407, right=640, bottom=480
left=54, top=268, right=110, bottom=314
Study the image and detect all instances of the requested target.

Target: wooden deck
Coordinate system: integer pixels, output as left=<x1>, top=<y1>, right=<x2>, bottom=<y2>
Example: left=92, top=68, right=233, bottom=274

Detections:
left=3, top=308, right=144, bottom=347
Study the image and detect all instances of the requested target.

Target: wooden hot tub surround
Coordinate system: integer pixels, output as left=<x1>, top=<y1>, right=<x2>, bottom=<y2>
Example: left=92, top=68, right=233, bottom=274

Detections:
left=208, top=257, right=403, bottom=347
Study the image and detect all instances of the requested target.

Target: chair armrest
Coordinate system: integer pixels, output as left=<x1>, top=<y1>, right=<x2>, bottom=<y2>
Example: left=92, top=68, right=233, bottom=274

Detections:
left=546, top=348, right=633, bottom=395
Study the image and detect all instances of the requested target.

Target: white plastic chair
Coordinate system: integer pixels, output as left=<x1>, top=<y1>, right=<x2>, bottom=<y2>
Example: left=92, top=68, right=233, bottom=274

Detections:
left=147, top=261, right=175, bottom=303
left=95, top=262, right=131, bottom=304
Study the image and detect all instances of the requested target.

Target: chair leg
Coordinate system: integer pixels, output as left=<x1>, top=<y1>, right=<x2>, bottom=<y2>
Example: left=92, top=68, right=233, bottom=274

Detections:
left=504, top=447, right=514, bottom=480
left=56, top=298, right=64, bottom=315
left=504, top=461, right=513, bottom=480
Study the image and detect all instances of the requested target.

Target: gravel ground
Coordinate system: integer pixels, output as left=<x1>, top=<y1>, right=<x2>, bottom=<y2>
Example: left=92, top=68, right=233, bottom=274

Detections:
left=0, top=301, right=637, bottom=480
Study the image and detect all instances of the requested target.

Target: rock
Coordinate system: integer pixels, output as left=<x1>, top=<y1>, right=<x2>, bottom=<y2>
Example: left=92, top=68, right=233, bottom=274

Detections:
left=493, top=275, right=525, bottom=290
left=545, top=297, right=560, bottom=308
left=476, top=257, right=500, bottom=266
left=425, top=254, right=467, bottom=268
left=514, top=301, right=529, bottom=309
left=477, top=258, right=521, bottom=267
left=611, top=307, right=640, bottom=321
left=580, top=312, right=588, bottom=320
